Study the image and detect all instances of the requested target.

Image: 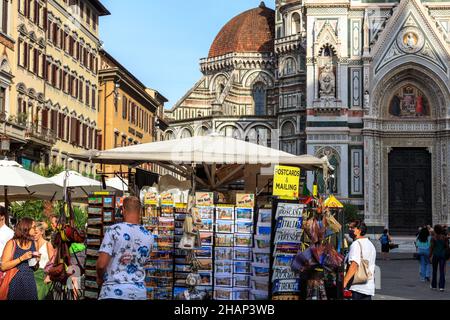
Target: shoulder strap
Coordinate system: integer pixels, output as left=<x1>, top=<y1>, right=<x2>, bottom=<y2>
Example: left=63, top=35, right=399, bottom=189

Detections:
left=10, top=240, right=16, bottom=260
left=357, top=240, right=364, bottom=260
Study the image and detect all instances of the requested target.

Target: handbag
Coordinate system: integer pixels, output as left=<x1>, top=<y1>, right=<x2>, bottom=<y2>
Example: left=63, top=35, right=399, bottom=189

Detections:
left=352, top=241, right=372, bottom=285
left=0, top=241, right=18, bottom=300
left=178, top=233, right=196, bottom=250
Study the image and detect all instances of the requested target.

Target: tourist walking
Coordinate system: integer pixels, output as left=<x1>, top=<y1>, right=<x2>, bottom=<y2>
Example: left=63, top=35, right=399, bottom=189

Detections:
left=430, top=225, right=449, bottom=291
left=343, top=220, right=377, bottom=300
left=0, top=218, right=40, bottom=300
left=96, top=196, right=154, bottom=300
left=415, top=226, right=431, bottom=282
left=0, top=207, right=14, bottom=259
left=33, top=222, right=55, bottom=300
left=379, top=229, right=392, bottom=261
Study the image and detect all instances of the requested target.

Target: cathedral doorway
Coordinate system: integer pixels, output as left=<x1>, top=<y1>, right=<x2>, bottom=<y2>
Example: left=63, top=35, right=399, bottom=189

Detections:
left=388, top=148, right=432, bottom=235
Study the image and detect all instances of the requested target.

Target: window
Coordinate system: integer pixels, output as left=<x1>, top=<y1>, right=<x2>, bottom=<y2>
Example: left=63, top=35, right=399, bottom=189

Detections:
left=291, top=12, right=301, bottom=35
left=85, top=84, right=90, bottom=106
left=122, top=95, right=128, bottom=119
left=1, top=0, right=9, bottom=34
left=281, top=121, right=295, bottom=137
left=58, top=113, right=65, bottom=139
left=50, top=109, right=58, bottom=132
left=0, top=87, right=5, bottom=113
left=91, top=88, right=96, bottom=109
left=252, top=82, right=266, bottom=116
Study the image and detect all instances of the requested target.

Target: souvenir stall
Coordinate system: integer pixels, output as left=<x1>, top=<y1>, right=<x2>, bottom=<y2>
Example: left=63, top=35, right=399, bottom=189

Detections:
left=71, top=134, right=332, bottom=300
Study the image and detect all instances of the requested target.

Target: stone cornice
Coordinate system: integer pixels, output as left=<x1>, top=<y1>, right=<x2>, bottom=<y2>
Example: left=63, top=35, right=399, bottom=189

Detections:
left=200, top=52, right=276, bottom=73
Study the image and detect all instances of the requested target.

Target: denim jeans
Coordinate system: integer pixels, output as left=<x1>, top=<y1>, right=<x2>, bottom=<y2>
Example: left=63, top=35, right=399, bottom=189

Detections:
left=431, top=256, right=446, bottom=289
left=418, top=249, right=431, bottom=280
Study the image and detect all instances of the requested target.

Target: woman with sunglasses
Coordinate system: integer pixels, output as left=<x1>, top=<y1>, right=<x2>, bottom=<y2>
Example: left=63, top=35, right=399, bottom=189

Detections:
left=1, top=218, right=40, bottom=300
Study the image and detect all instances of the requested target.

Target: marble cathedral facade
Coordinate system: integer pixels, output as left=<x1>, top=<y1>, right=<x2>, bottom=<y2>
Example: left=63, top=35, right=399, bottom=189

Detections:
left=165, top=0, right=450, bottom=234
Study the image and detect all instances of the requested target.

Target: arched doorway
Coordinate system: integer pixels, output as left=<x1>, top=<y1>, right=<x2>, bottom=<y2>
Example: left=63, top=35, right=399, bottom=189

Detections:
left=365, top=64, right=450, bottom=235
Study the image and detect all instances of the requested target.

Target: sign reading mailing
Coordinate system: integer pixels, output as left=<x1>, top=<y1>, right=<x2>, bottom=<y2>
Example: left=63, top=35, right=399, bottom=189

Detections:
left=273, top=165, right=301, bottom=198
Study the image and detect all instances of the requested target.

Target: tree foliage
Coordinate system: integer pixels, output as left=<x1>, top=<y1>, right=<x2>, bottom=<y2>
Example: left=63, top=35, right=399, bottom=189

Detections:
left=343, top=202, right=362, bottom=224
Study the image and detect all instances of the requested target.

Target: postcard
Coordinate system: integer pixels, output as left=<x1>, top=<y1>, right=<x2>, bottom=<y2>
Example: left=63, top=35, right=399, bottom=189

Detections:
left=215, top=261, right=233, bottom=274
left=215, top=233, right=234, bottom=247
left=258, top=209, right=272, bottom=223
left=216, top=206, right=234, bottom=220
left=214, top=287, right=233, bottom=300
left=233, top=261, right=252, bottom=274
left=252, top=265, right=270, bottom=277
left=198, top=206, right=214, bottom=219
left=216, top=220, right=234, bottom=234
left=200, top=232, right=213, bottom=246
left=235, top=207, right=253, bottom=221
left=214, top=274, right=233, bottom=287
left=273, top=254, right=296, bottom=268
left=199, top=219, right=213, bottom=232
left=103, top=211, right=113, bottom=223
left=233, top=274, right=251, bottom=288
left=235, top=221, right=253, bottom=234
left=233, top=289, right=250, bottom=300
left=87, top=217, right=102, bottom=225
left=198, top=272, right=212, bottom=286
left=253, top=252, right=270, bottom=265
left=215, top=247, right=233, bottom=261
left=233, top=247, right=252, bottom=261
left=254, top=235, right=271, bottom=252
left=234, top=234, right=253, bottom=247
left=197, top=258, right=213, bottom=271
left=195, top=246, right=213, bottom=259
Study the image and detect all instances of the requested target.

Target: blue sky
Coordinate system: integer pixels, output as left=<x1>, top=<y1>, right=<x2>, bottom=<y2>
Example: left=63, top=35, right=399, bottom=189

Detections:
left=99, top=0, right=274, bottom=108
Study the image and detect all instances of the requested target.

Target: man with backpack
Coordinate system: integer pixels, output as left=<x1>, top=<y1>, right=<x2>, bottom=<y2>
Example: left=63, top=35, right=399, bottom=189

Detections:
left=379, top=229, right=392, bottom=261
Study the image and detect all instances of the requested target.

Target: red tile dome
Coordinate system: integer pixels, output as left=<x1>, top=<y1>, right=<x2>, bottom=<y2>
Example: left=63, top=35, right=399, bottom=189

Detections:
left=208, top=2, right=275, bottom=58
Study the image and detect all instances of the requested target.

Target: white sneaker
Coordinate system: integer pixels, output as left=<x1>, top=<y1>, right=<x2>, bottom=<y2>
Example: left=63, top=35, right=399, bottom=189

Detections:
left=439, top=289, right=445, bottom=292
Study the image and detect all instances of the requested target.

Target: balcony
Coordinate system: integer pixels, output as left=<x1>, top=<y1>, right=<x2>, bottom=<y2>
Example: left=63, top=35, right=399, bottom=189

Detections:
left=275, top=34, right=303, bottom=54
left=25, top=123, right=57, bottom=146
left=0, top=112, right=26, bottom=143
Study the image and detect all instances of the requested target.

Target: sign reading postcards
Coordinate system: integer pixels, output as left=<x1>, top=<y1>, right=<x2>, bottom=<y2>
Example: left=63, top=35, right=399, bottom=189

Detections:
left=271, top=203, right=304, bottom=300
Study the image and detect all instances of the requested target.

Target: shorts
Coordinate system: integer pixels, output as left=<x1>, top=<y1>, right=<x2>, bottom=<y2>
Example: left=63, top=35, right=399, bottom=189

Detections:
left=381, top=243, right=390, bottom=253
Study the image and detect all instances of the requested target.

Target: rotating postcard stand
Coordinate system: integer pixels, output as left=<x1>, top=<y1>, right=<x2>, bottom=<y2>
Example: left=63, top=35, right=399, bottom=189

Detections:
left=175, top=165, right=211, bottom=300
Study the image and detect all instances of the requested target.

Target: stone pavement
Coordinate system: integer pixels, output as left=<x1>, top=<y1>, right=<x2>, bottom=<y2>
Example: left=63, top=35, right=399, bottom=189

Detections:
left=374, top=253, right=450, bottom=300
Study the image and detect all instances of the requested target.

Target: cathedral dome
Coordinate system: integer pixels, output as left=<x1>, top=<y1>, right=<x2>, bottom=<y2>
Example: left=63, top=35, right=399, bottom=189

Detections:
left=208, top=2, right=275, bottom=58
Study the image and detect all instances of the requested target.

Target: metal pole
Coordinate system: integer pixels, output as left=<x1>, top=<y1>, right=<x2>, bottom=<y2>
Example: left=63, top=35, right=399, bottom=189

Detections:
left=4, top=186, right=8, bottom=227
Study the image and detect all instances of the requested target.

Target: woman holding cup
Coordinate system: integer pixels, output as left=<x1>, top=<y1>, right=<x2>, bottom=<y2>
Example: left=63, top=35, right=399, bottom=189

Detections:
left=0, top=218, right=40, bottom=300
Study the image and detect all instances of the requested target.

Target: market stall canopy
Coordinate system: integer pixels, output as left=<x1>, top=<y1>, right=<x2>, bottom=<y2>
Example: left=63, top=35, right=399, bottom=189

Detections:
left=70, top=134, right=331, bottom=171
left=49, top=171, right=116, bottom=199
left=0, top=159, right=62, bottom=202
left=106, top=177, right=129, bottom=193
left=323, top=195, right=344, bottom=209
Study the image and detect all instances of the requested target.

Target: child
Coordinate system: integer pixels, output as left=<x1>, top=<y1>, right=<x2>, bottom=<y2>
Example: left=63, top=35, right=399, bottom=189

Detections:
left=379, top=229, right=392, bottom=261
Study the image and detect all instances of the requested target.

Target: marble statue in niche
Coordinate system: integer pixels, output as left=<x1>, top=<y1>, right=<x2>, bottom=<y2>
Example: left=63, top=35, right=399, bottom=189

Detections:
left=319, top=64, right=336, bottom=98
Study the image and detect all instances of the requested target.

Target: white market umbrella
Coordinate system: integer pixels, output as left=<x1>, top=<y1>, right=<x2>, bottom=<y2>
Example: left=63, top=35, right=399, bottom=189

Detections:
left=106, top=177, right=128, bottom=193
left=71, top=134, right=330, bottom=169
left=49, top=171, right=115, bottom=199
left=0, top=159, right=62, bottom=224
left=70, top=134, right=332, bottom=190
